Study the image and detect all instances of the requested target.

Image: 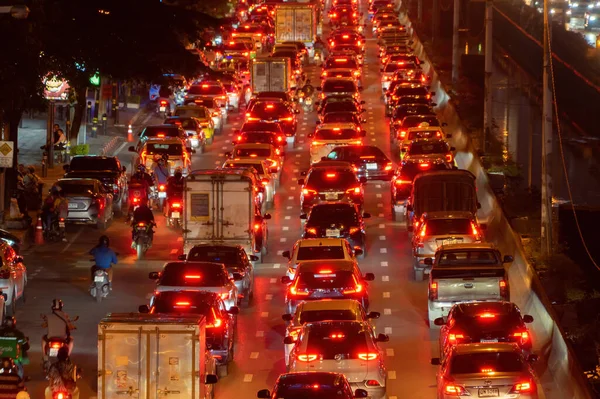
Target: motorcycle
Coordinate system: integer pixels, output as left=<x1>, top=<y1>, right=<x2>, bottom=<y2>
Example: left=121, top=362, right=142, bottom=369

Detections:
left=303, top=96, right=314, bottom=112
left=42, top=339, right=68, bottom=373
left=155, top=183, right=167, bottom=211
left=127, top=183, right=147, bottom=220
left=314, top=50, right=323, bottom=66
left=43, top=215, right=65, bottom=242
left=132, top=222, right=153, bottom=260
left=51, top=391, right=71, bottom=399
left=157, top=98, right=169, bottom=117
left=297, top=91, right=305, bottom=104
left=166, top=195, right=183, bottom=228
left=90, top=261, right=110, bottom=303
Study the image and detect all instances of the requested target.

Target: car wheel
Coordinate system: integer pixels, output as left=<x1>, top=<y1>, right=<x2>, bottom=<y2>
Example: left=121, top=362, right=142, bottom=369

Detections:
left=7, top=291, right=16, bottom=317
left=415, top=268, right=424, bottom=281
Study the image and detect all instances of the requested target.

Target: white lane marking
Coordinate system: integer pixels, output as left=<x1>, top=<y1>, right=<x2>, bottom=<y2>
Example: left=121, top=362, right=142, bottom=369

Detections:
left=274, top=263, right=281, bottom=268
left=376, top=193, right=382, bottom=198
left=250, top=352, right=259, bottom=359
left=256, top=331, right=264, bottom=337
left=371, top=138, right=376, bottom=142
left=277, top=250, right=284, bottom=255
left=261, top=312, right=269, bottom=317
left=384, top=308, right=391, bottom=315
left=293, top=168, right=299, bottom=172
left=60, top=227, right=84, bottom=253
left=291, top=186, right=296, bottom=190
left=214, top=161, right=220, bottom=165
left=265, top=294, right=273, bottom=300
left=288, top=196, right=294, bottom=200
left=379, top=235, right=386, bottom=241
left=228, top=133, right=233, bottom=137
left=283, top=226, right=289, bottom=231
left=270, top=278, right=277, bottom=283
left=379, top=223, right=385, bottom=228
left=380, top=261, right=388, bottom=267
left=222, top=146, right=228, bottom=150
left=299, top=140, right=304, bottom=144
left=370, top=132, right=375, bottom=136
left=287, top=206, right=293, bottom=210
left=388, top=371, right=397, bottom=380
left=382, top=275, right=389, bottom=282
left=285, top=216, right=291, bottom=220
left=296, top=154, right=301, bottom=157
left=380, top=248, right=387, bottom=254
left=292, top=177, right=297, bottom=181
left=390, top=396, right=398, bottom=399
left=280, top=237, right=287, bottom=242
left=218, top=153, right=224, bottom=156
left=294, top=161, right=300, bottom=165
left=376, top=184, right=382, bottom=189
left=383, top=292, right=390, bottom=298
left=386, top=348, right=395, bottom=357
left=298, top=146, right=304, bottom=150
left=226, top=140, right=231, bottom=143
left=243, top=374, right=253, bottom=382
left=384, top=327, right=392, bottom=334
left=378, top=213, right=384, bottom=217
left=377, top=203, right=383, bottom=208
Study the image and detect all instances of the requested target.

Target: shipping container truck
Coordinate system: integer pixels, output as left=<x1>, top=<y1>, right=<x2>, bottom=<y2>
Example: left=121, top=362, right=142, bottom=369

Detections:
left=97, top=314, right=218, bottom=399
left=274, top=3, right=319, bottom=55
left=250, top=56, right=293, bottom=94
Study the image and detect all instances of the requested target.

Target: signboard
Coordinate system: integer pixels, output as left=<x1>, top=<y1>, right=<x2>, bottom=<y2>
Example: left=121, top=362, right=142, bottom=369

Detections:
left=0, top=142, right=14, bottom=168
left=101, top=84, right=112, bottom=99
left=43, top=76, right=70, bottom=100
left=90, top=72, right=100, bottom=86
left=190, top=193, right=210, bottom=222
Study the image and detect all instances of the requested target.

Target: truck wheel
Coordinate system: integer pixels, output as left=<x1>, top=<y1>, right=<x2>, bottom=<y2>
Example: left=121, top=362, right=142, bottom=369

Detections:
left=217, top=363, right=228, bottom=378
left=415, top=268, right=424, bottom=282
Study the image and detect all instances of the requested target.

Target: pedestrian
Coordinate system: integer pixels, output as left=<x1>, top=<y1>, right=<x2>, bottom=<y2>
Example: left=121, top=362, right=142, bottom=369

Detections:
left=15, top=165, right=27, bottom=217
left=54, top=191, right=69, bottom=242
left=23, top=166, right=41, bottom=211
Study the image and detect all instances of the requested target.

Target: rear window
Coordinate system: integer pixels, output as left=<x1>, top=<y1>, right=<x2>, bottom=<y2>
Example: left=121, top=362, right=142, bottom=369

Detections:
left=69, top=157, right=118, bottom=171
left=322, top=113, right=357, bottom=124
left=240, top=133, right=278, bottom=145
left=297, top=246, right=345, bottom=261
left=226, top=162, right=265, bottom=174
left=304, top=323, right=370, bottom=360
left=402, top=116, right=440, bottom=127
left=400, top=162, right=451, bottom=180
left=276, top=377, right=353, bottom=399
left=297, top=270, right=355, bottom=290
left=188, top=85, right=223, bottom=95
left=152, top=298, right=215, bottom=319
left=145, top=143, right=183, bottom=156
left=323, top=102, right=359, bottom=113
left=315, top=128, right=361, bottom=140
left=141, top=126, right=180, bottom=138
left=187, top=247, right=241, bottom=265
left=309, top=205, right=358, bottom=225
left=325, top=70, right=353, bottom=78
left=236, top=25, right=263, bottom=34
left=241, top=122, right=282, bottom=133
left=192, top=98, right=218, bottom=108
left=165, top=118, right=197, bottom=130
left=174, top=107, right=209, bottom=119
left=160, top=264, right=229, bottom=286
left=299, top=309, right=358, bottom=325
left=323, top=80, right=357, bottom=93
left=384, top=63, right=413, bottom=73
left=425, top=218, right=471, bottom=235
left=57, top=182, right=95, bottom=195
left=306, top=170, right=358, bottom=189
left=439, top=250, right=499, bottom=266
left=408, top=141, right=448, bottom=155
left=250, top=102, right=289, bottom=117
left=393, top=86, right=429, bottom=96
left=233, top=148, right=271, bottom=157
left=333, top=146, right=386, bottom=160
left=450, top=352, right=524, bottom=374
left=392, top=106, right=433, bottom=119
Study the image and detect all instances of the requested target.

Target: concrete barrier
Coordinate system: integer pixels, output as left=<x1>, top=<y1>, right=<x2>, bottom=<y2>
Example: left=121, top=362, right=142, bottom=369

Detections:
left=400, top=12, right=595, bottom=399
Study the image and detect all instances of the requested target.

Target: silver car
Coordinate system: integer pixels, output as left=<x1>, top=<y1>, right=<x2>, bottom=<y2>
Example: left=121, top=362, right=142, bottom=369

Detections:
left=286, top=320, right=389, bottom=399
left=431, top=343, right=539, bottom=399
left=56, top=178, right=114, bottom=229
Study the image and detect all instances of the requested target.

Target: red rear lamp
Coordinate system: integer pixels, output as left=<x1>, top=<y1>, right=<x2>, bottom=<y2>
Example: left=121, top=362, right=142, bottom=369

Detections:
left=175, top=301, right=190, bottom=306
left=185, top=275, right=201, bottom=279
left=297, top=354, right=318, bottom=362
left=419, top=163, right=430, bottom=169
left=357, top=353, right=378, bottom=360
left=479, top=312, right=496, bottom=318
left=329, top=333, right=345, bottom=339
left=172, top=202, right=182, bottom=208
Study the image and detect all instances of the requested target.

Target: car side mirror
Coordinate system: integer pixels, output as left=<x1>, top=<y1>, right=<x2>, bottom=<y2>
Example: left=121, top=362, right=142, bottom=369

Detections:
left=434, top=317, right=446, bottom=326
left=283, top=336, right=296, bottom=345
left=523, top=315, right=534, bottom=323
left=247, top=255, right=258, bottom=262
left=257, top=389, right=271, bottom=398
left=282, top=250, right=291, bottom=260
left=363, top=212, right=371, bottom=219
left=367, top=311, right=380, bottom=319
left=450, top=146, right=456, bottom=151
left=503, top=255, right=514, bottom=263
left=424, top=258, right=433, bottom=266
left=297, top=178, right=305, bottom=186
left=360, top=177, right=367, bottom=184
left=527, top=354, right=539, bottom=363
left=205, top=374, right=218, bottom=384
left=128, top=146, right=136, bottom=152
left=431, top=357, right=441, bottom=366
left=228, top=306, right=240, bottom=314
left=149, top=272, right=159, bottom=280
left=282, top=313, right=293, bottom=322
left=354, top=389, right=368, bottom=398
left=446, top=133, right=452, bottom=138
left=299, top=214, right=307, bottom=220
left=364, top=273, right=375, bottom=281
left=281, top=276, right=292, bottom=284
left=376, top=333, right=389, bottom=342
left=232, top=272, right=244, bottom=281
left=263, top=213, right=272, bottom=220
left=138, top=305, right=150, bottom=313
left=178, top=254, right=187, bottom=261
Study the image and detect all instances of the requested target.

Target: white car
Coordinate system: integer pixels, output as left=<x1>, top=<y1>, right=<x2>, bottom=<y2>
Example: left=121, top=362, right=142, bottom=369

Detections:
left=281, top=238, right=359, bottom=281
left=0, top=242, right=26, bottom=316
left=226, top=143, right=285, bottom=181
left=222, top=158, right=277, bottom=207
left=308, top=123, right=365, bottom=164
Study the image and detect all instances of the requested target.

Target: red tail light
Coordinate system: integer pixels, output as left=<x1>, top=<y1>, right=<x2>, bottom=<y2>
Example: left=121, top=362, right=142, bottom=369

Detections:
left=346, top=186, right=361, bottom=195
left=349, top=227, right=360, bottom=235
left=290, top=282, right=309, bottom=296
left=429, top=281, right=438, bottom=300
left=50, top=342, right=62, bottom=349
left=471, top=222, right=480, bottom=238
left=357, top=352, right=378, bottom=360
left=207, top=318, right=223, bottom=329
left=365, top=380, right=380, bottom=387
left=419, top=163, right=431, bottom=169
left=159, top=184, right=166, bottom=191
left=499, top=279, right=509, bottom=299
left=133, top=197, right=140, bottom=203
left=137, top=222, right=145, bottom=227
left=394, top=179, right=411, bottom=186
left=398, top=130, right=407, bottom=139
left=513, top=330, right=530, bottom=344
left=302, top=188, right=317, bottom=196
left=420, top=224, right=427, bottom=237
left=297, top=354, right=318, bottom=362
left=443, top=380, right=467, bottom=396
left=306, top=227, right=317, bottom=235
left=510, top=380, right=536, bottom=394
left=174, top=301, right=190, bottom=306
left=172, top=202, right=182, bottom=208
left=448, top=333, right=465, bottom=344
left=184, top=274, right=201, bottom=279
left=254, top=223, right=261, bottom=231
left=446, top=153, right=453, bottom=163
left=55, top=393, right=66, bottom=399
left=160, top=100, right=167, bottom=106
left=384, top=162, right=393, bottom=171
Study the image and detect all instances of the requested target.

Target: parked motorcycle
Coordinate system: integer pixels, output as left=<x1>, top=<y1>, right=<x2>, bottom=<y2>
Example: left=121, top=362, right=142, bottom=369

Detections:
left=132, top=222, right=153, bottom=260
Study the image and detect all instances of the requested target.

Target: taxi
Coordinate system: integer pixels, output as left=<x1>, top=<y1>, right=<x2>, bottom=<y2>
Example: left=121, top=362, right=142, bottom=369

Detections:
left=131, top=137, right=192, bottom=175
left=396, top=124, right=448, bottom=157
left=173, top=105, right=215, bottom=144
left=225, top=143, right=285, bottom=180
left=308, top=123, right=365, bottom=164
left=222, top=158, right=277, bottom=207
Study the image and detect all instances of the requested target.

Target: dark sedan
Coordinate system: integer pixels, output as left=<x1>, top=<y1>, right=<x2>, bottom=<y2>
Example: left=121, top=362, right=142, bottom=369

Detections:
left=325, top=145, right=394, bottom=180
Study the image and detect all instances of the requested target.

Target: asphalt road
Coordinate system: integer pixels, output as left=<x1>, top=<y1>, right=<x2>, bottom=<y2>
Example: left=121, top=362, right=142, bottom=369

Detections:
left=15, top=13, right=552, bottom=399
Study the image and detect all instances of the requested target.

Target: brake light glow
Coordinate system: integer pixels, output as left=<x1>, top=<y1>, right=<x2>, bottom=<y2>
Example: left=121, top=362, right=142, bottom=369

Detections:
left=297, top=354, right=318, bottom=362
left=220, top=292, right=229, bottom=299
left=185, top=275, right=201, bottom=279
left=330, top=333, right=345, bottom=338
left=51, top=342, right=62, bottom=349
left=266, top=104, right=274, bottom=109
left=343, top=34, right=349, bottom=38
left=326, top=173, right=337, bottom=178
left=349, top=227, right=360, bottom=234
left=479, top=312, right=496, bottom=318
left=175, top=301, right=190, bottom=306
left=444, top=383, right=467, bottom=395
left=319, top=269, right=333, bottom=274
left=202, top=84, right=209, bottom=88
left=306, top=227, right=317, bottom=235
left=137, top=222, right=145, bottom=227
left=302, top=188, right=317, bottom=195
left=511, top=381, right=535, bottom=393
left=448, top=333, right=465, bottom=344
left=160, top=100, right=167, bottom=106
left=254, top=223, right=261, bottom=231
left=419, top=163, right=430, bottom=169
left=513, top=331, right=530, bottom=343
left=471, top=222, right=480, bottom=237
left=357, top=353, right=378, bottom=360
left=429, top=281, right=438, bottom=300
left=399, top=130, right=407, bottom=139
left=384, top=162, right=393, bottom=171
left=499, top=280, right=509, bottom=298
left=334, top=58, right=347, bottom=62
left=446, top=153, right=453, bottom=163
left=394, top=179, right=410, bottom=186
left=365, top=380, right=380, bottom=387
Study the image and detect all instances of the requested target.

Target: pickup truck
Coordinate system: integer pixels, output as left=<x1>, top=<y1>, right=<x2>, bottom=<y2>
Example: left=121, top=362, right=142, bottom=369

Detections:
left=426, top=243, right=513, bottom=328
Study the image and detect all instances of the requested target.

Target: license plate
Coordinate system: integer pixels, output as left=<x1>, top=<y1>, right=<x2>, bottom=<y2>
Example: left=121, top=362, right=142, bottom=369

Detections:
left=325, top=193, right=338, bottom=200
left=366, top=163, right=378, bottom=170
left=68, top=203, right=78, bottom=209
left=94, top=276, right=105, bottom=282
left=158, top=192, right=167, bottom=198
left=326, top=229, right=340, bottom=237
left=171, top=212, right=180, bottom=218
left=58, top=222, right=65, bottom=228
left=443, top=239, right=459, bottom=245
left=49, top=348, right=58, bottom=357
left=480, top=338, right=499, bottom=343
left=478, top=388, right=499, bottom=397
left=159, top=106, right=166, bottom=112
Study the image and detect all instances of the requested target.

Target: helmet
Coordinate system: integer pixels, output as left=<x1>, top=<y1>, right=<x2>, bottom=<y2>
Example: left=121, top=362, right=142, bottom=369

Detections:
left=174, top=167, right=183, bottom=178
left=50, top=185, right=61, bottom=195
left=3, top=317, right=15, bottom=329
left=16, top=392, right=30, bottom=399
left=137, top=164, right=146, bottom=173
left=99, top=235, right=110, bottom=247
left=51, top=299, right=63, bottom=311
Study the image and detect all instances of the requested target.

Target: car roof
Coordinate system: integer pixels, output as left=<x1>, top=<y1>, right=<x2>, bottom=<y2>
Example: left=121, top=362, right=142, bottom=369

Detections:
left=439, top=243, right=498, bottom=250
left=298, top=299, right=361, bottom=312
left=454, top=301, right=518, bottom=317
left=452, top=342, right=522, bottom=355
left=296, top=259, right=356, bottom=272
left=407, top=126, right=442, bottom=131
left=296, top=238, right=347, bottom=247
left=144, top=124, right=181, bottom=130
left=421, top=211, right=476, bottom=220
left=143, top=138, right=185, bottom=145
left=277, top=372, right=346, bottom=385
left=162, top=261, right=227, bottom=271
left=318, top=123, right=359, bottom=130
left=304, top=320, right=367, bottom=330
left=233, top=143, right=275, bottom=150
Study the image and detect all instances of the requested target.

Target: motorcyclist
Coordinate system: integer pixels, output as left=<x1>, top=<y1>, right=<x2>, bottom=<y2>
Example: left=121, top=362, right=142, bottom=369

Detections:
left=44, top=347, right=79, bottom=399
left=131, top=198, right=155, bottom=246
left=165, top=167, right=184, bottom=217
left=128, top=165, right=154, bottom=216
left=41, top=299, right=76, bottom=362
left=0, top=317, right=29, bottom=379
left=41, top=185, right=60, bottom=231
left=89, top=235, right=117, bottom=290
left=152, top=154, right=170, bottom=186
left=0, top=358, right=25, bottom=397
left=314, top=36, right=328, bottom=59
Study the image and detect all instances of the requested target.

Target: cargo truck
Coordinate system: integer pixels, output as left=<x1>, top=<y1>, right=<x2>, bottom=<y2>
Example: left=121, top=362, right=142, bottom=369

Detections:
left=274, top=3, right=319, bottom=56
left=183, top=169, right=271, bottom=261
left=250, top=56, right=293, bottom=94
left=97, top=314, right=218, bottom=399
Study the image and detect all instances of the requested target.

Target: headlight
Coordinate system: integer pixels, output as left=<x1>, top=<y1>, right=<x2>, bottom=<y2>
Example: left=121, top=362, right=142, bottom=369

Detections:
left=591, top=14, right=597, bottom=19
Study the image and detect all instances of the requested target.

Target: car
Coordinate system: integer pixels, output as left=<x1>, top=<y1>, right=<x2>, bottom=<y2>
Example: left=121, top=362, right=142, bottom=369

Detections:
left=225, top=143, right=284, bottom=178
left=130, top=138, right=192, bottom=175
left=412, top=211, right=484, bottom=271
left=386, top=83, right=433, bottom=113
left=222, top=158, right=276, bottom=206
left=402, top=138, right=455, bottom=166
left=319, top=77, right=362, bottom=101
left=63, top=155, right=128, bottom=214
left=393, top=115, right=442, bottom=147
left=308, top=123, right=365, bottom=164
left=325, top=145, right=394, bottom=181
left=220, top=80, right=243, bottom=111
left=317, top=99, right=365, bottom=122
left=257, top=372, right=369, bottom=399
left=298, top=162, right=366, bottom=213
left=286, top=321, right=388, bottom=399
left=233, top=130, right=287, bottom=153
left=0, top=230, right=21, bottom=255
left=232, top=23, right=267, bottom=49
left=281, top=237, right=360, bottom=280
left=321, top=68, right=362, bottom=87
left=183, top=244, right=258, bottom=306
left=185, top=95, right=227, bottom=133
left=396, top=125, right=446, bottom=156
left=320, top=111, right=366, bottom=125
left=221, top=39, right=255, bottom=58
left=138, top=290, right=239, bottom=377
left=55, top=178, right=114, bottom=229
left=434, top=301, right=534, bottom=360
left=173, top=105, right=216, bottom=144
left=322, top=56, right=362, bottom=76
left=389, top=103, right=435, bottom=129
left=302, top=203, right=370, bottom=256
left=431, top=343, right=539, bottom=399
left=137, top=123, right=188, bottom=146
left=148, top=261, right=242, bottom=311
left=381, top=61, right=418, bottom=93
left=329, top=6, right=360, bottom=26
left=245, top=100, right=298, bottom=137
left=281, top=299, right=380, bottom=366
left=163, top=116, right=207, bottom=152
left=0, top=242, right=26, bottom=316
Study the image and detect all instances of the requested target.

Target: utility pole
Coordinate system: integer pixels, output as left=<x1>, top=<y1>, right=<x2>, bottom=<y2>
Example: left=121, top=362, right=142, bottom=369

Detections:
left=452, top=0, right=460, bottom=85
left=483, top=0, right=493, bottom=154
left=541, top=0, right=553, bottom=256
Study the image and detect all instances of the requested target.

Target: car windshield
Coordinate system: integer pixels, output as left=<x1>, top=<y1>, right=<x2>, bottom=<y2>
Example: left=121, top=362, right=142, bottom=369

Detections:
left=160, top=264, right=229, bottom=286
left=187, top=247, right=241, bottom=265
left=450, top=352, right=524, bottom=374
left=141, top=126, right=180, bottom=138
left=297, top=246, right=345, bottom=261
left=188, top=85, right=223, bottom=95
left=425, top=218, right=472, bottom=235
left=304, top=323, right=369, bottom=359
left=408, top=141, right=448, bottom=155
left=145, top=143, right=183, bottom=156
left=299, top=309, right=358, bottom=324
left=323, top=80, right=357, bottom=93
left=165, top=118, right=197, bottom=130
left=323, top=113, right=358, bottom=124
left=175, top=107, right=209, bottom=119
left=297, top=270, right=355, bottom=290
left=393, top=106, right=433, bottom=119
left=234, top=148, right=271, bottom=157
left=240, top=133, right=278, bottom=145
left=69, top=157, right=118, bottom=171
left=400, top=162, right=451, bottom=180
left=315, top=128, right=360, bottom=140
left=57, top=182, right=95, bottom=195
left=407, top=129, right=442, bottom=140
left=309, top=205, right=358, bottom=225
left=307, top=170, right=357, bottom=189
left=227, top=162, right=265, bottom=174
left=439, top=250, right=499, bottom=265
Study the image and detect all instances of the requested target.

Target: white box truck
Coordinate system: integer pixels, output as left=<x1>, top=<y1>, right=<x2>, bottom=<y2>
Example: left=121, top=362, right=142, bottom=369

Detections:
left=250, top=56, right=293, bottom=94
left=183, top=169, right=271, bottom=261
left=275, top=3, right=319, bottom=56
left=97, top=314, right=218, bottom=399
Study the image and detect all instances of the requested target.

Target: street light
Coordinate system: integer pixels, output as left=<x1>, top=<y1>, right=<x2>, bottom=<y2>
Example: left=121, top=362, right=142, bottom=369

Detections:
left=0, top=5, right=30, bottom=19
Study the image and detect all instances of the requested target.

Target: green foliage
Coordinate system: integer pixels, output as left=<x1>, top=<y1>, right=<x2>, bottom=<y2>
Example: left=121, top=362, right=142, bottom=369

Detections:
left=70, top=144, right=89, bottom=156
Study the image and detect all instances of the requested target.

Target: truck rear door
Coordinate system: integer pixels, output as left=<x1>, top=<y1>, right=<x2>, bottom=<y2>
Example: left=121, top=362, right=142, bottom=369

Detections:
left=185, top=179, right=217, bottom=240
left=98, top=329, right=143, bottom=398
left=220, top=179, right=252, bottom=239
left=433, top=267, right=504, bottom=302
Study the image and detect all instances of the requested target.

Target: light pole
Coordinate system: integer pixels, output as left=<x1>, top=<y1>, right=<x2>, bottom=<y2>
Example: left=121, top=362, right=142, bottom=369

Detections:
left=0, top=5, right=30, bottom=19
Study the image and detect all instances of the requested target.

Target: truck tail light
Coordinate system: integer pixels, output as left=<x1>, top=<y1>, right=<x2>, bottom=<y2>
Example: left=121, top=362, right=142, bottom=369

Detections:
left=384, top=162, right=393, bottom=171
left=429, top=281, right=438, bottom=300
left=398, top=130, right=407, bottom=139
left=443, top=381, right=467, bottom=396
left=446, top=153, right=453, bottom=163
left=306, top=227, right=317, bottom=235
left=346, top=186, right=361, bottom=195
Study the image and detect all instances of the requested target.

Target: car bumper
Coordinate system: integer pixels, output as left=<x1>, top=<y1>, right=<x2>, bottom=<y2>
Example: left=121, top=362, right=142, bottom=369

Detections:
left=66, top=211, right=100, bottom=224
left=356, top=169, right=393, bottom=181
